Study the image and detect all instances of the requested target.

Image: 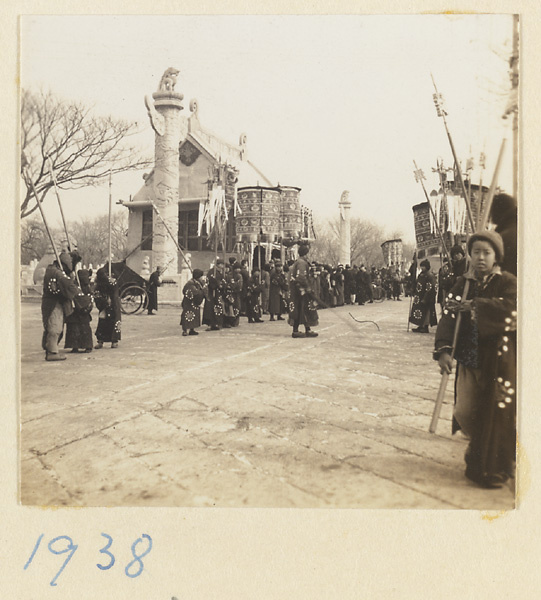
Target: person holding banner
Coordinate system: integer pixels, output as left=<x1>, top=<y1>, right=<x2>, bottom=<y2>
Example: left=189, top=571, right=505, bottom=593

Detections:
left=433, top=230, right=516, bottom=488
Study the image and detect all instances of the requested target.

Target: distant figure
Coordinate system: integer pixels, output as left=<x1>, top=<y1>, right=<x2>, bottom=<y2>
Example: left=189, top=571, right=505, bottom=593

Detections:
left=180, top=269, right=206, bottom=336
left=94, top=265, right=121, bottom=349
left=269, top=261, right=288, bottom=321
left=64, top=269, right=94, bottom=353
left=288, top=245, right=319, bottom=338
left=409, top=259, right=437, bottom=333
left=147, top=266, right=163, bottom=315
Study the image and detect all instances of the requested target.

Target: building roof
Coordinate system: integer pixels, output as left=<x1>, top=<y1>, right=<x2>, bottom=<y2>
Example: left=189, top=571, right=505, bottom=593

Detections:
left=127, top=106, right=274, bottom=208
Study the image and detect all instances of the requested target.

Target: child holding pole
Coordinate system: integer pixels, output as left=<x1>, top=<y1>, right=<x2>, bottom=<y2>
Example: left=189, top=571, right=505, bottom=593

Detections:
left=433, top=231, right=516, bottom=488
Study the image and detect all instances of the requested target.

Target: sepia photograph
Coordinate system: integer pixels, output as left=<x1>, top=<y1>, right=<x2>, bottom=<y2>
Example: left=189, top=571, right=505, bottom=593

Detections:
left=19, top=13, right=518, bottom=510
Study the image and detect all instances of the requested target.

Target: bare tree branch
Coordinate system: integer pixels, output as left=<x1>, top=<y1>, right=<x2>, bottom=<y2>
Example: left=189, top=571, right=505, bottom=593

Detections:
left=21, top=88, right=152, bottom=218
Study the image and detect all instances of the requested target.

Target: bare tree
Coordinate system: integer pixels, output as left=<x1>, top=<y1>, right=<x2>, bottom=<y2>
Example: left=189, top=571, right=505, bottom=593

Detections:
left=69, top=212, right=129, bottom=267
left=20, top=218, right=59, bottom=264
left=309, top=216, right=388, bottom=267
left=20, top=88, right=152, bottom=218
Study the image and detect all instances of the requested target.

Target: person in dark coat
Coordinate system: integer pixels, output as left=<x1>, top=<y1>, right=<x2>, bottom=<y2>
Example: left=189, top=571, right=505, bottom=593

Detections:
left=434, top=230, right=516, bottom=488
left=246, top=268, right=264, bottom=323
left=180, top=269, right=206, bottom=336
left=269, top=262, right=288, bottom=320
left=41, top=256, right=80, bottom=361
left=147, top=266, right=163, bottom=315
left=343, top=265, right=354, bottom=304
left=223, top=264, right=242, bottom=328
left=490, top=193, right=517, bottom=276
left=64, top=269, right=94, bottom=353
left=202, top=260, right=225, bottom=330
left=409, top=259, right=437, bottom=333
left=288, top=245, right=319, bottom=338
left=93, top=265, right=122, bottom=349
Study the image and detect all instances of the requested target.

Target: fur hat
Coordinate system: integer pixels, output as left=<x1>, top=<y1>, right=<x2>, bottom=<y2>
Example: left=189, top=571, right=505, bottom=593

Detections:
left=193, top=268, right=204, bottom=279
left=298, top=244, right=310, bottom=257
left=450, top=244, right=465, bottom=259
left=420, top=259, right=431, bottom=270
left=491, top=193, right=517, bottom=227
left=467, top=230, right=504, bottom=263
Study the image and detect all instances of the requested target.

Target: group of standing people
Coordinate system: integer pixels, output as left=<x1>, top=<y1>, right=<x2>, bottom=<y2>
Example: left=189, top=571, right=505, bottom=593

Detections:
left=180, top=248, right=319, bottom=339
left=41, top=242, right=122, bottom=360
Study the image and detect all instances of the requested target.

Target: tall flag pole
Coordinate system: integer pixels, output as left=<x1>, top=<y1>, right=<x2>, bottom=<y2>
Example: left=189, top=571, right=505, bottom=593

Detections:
left=431, top=74, right=476, bottom=232
left=108, top=170, right=113, bottom=278
left=47, top=157, right=81, bottom=287
left=413, top=161, right=451, bottom=264
left=150, top=200, right=193, bottom=274
left=21, top=152, right=62, bottom=268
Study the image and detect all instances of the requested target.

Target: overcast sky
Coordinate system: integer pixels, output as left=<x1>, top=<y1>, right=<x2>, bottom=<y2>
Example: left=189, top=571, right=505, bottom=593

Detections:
left=21, top=14, right=515, bottom=243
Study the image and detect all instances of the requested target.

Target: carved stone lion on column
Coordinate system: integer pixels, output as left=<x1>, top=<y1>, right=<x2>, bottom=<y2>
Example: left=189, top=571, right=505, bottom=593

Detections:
left=158, top=68, right=180, bottom=92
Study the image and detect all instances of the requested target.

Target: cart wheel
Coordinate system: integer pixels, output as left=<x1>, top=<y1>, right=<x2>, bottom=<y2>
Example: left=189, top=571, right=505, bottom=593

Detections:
left=120, top=285, right=147, bottom=315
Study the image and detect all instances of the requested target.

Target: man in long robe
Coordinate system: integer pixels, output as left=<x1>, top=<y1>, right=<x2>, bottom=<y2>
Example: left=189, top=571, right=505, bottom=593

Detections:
left=41, top=257, right=80, bottom=361
left=409, top=259, right=437, bottom=333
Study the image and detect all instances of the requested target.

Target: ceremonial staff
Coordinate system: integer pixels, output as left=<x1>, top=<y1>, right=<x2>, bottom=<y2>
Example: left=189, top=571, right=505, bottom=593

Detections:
left=431, top=75, right=476, bottom=232
left=413, top=160, right=451, bottom=265
left=429, top=139, right=506, bottom=433
left=150, top=200, right=193, bottom=274
left=108, top=170, right=113, bottom=278
left=47, top=157, right=81, bottom=286
left=21, top=152, right=62, bottom=268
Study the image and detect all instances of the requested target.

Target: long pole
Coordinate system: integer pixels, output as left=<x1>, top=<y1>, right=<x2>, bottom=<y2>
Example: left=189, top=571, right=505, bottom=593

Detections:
left=431, top=75, right=476, bottom=232
left=512, top=14, right=519, bottom=199
left=150, top=200, right=193, bottom=275
left=21, top=159, right=62, bottom=268
left=108, top=170, right=112, bottom=277
left=47, top=157, right=81, bottom=286
left=413, top=161, right=451, bottom=264
left=429, top=139, right=506, bottom=433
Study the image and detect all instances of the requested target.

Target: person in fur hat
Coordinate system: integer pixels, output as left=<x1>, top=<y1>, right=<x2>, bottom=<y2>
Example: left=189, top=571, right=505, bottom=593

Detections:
left=409, top=259, right=437, bottom=333
left=490, top=193, right=517, bottom=276
left=434, top=230, right=516, bottom=489
left=64, top=269, right=94, bottom=353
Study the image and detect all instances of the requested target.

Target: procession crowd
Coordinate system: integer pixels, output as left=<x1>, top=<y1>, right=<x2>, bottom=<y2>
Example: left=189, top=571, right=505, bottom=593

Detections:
left=37, top=193, right=517, bottom=491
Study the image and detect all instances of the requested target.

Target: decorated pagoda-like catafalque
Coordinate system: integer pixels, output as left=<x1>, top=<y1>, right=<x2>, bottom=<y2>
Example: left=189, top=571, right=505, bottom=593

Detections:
left=122, top=68, right=313, bottom=303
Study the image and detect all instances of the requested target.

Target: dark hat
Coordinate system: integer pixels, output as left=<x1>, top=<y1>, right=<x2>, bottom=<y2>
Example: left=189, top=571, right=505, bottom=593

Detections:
left=298, top=244, right=310, bottom=257
left=420, top=259, right=431, bottom=270
left=228, top=257, right=236, bottom=265
left=450, top=244, right=465, bottom=258
left=216, top=258, right=224, bottom=265
left=491, top=193, right=517, bottom=226
left=233, top=262, right=242, bottom=270
left=193, top=268, right=204, bottom=279
left=467, top=230, right=504, bottom=263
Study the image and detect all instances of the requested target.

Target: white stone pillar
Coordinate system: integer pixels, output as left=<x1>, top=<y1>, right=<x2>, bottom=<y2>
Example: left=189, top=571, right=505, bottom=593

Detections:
left=338, top=190, right=351, bottom=266
left=145, top=68, right=185, bottom=276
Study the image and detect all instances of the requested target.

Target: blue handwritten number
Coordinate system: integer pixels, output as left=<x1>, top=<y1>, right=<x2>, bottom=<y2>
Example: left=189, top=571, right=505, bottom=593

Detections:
left=96, top=533, right=115, bottom=571
left=47, top=536, right=78, bottom=587
left=24, top=533, right=44, bottom=570
left=125, top=534, right=152, bottom=578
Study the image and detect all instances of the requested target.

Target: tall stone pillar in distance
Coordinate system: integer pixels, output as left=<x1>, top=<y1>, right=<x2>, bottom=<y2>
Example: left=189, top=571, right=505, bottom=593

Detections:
left=144, top=67, right=185, bottom=277
left=338, top=190, right=351, bottom=266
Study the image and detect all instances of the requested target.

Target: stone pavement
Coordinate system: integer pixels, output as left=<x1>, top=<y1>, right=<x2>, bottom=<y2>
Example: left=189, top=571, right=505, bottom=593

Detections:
left=20, top=300, right=514, bottom=509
